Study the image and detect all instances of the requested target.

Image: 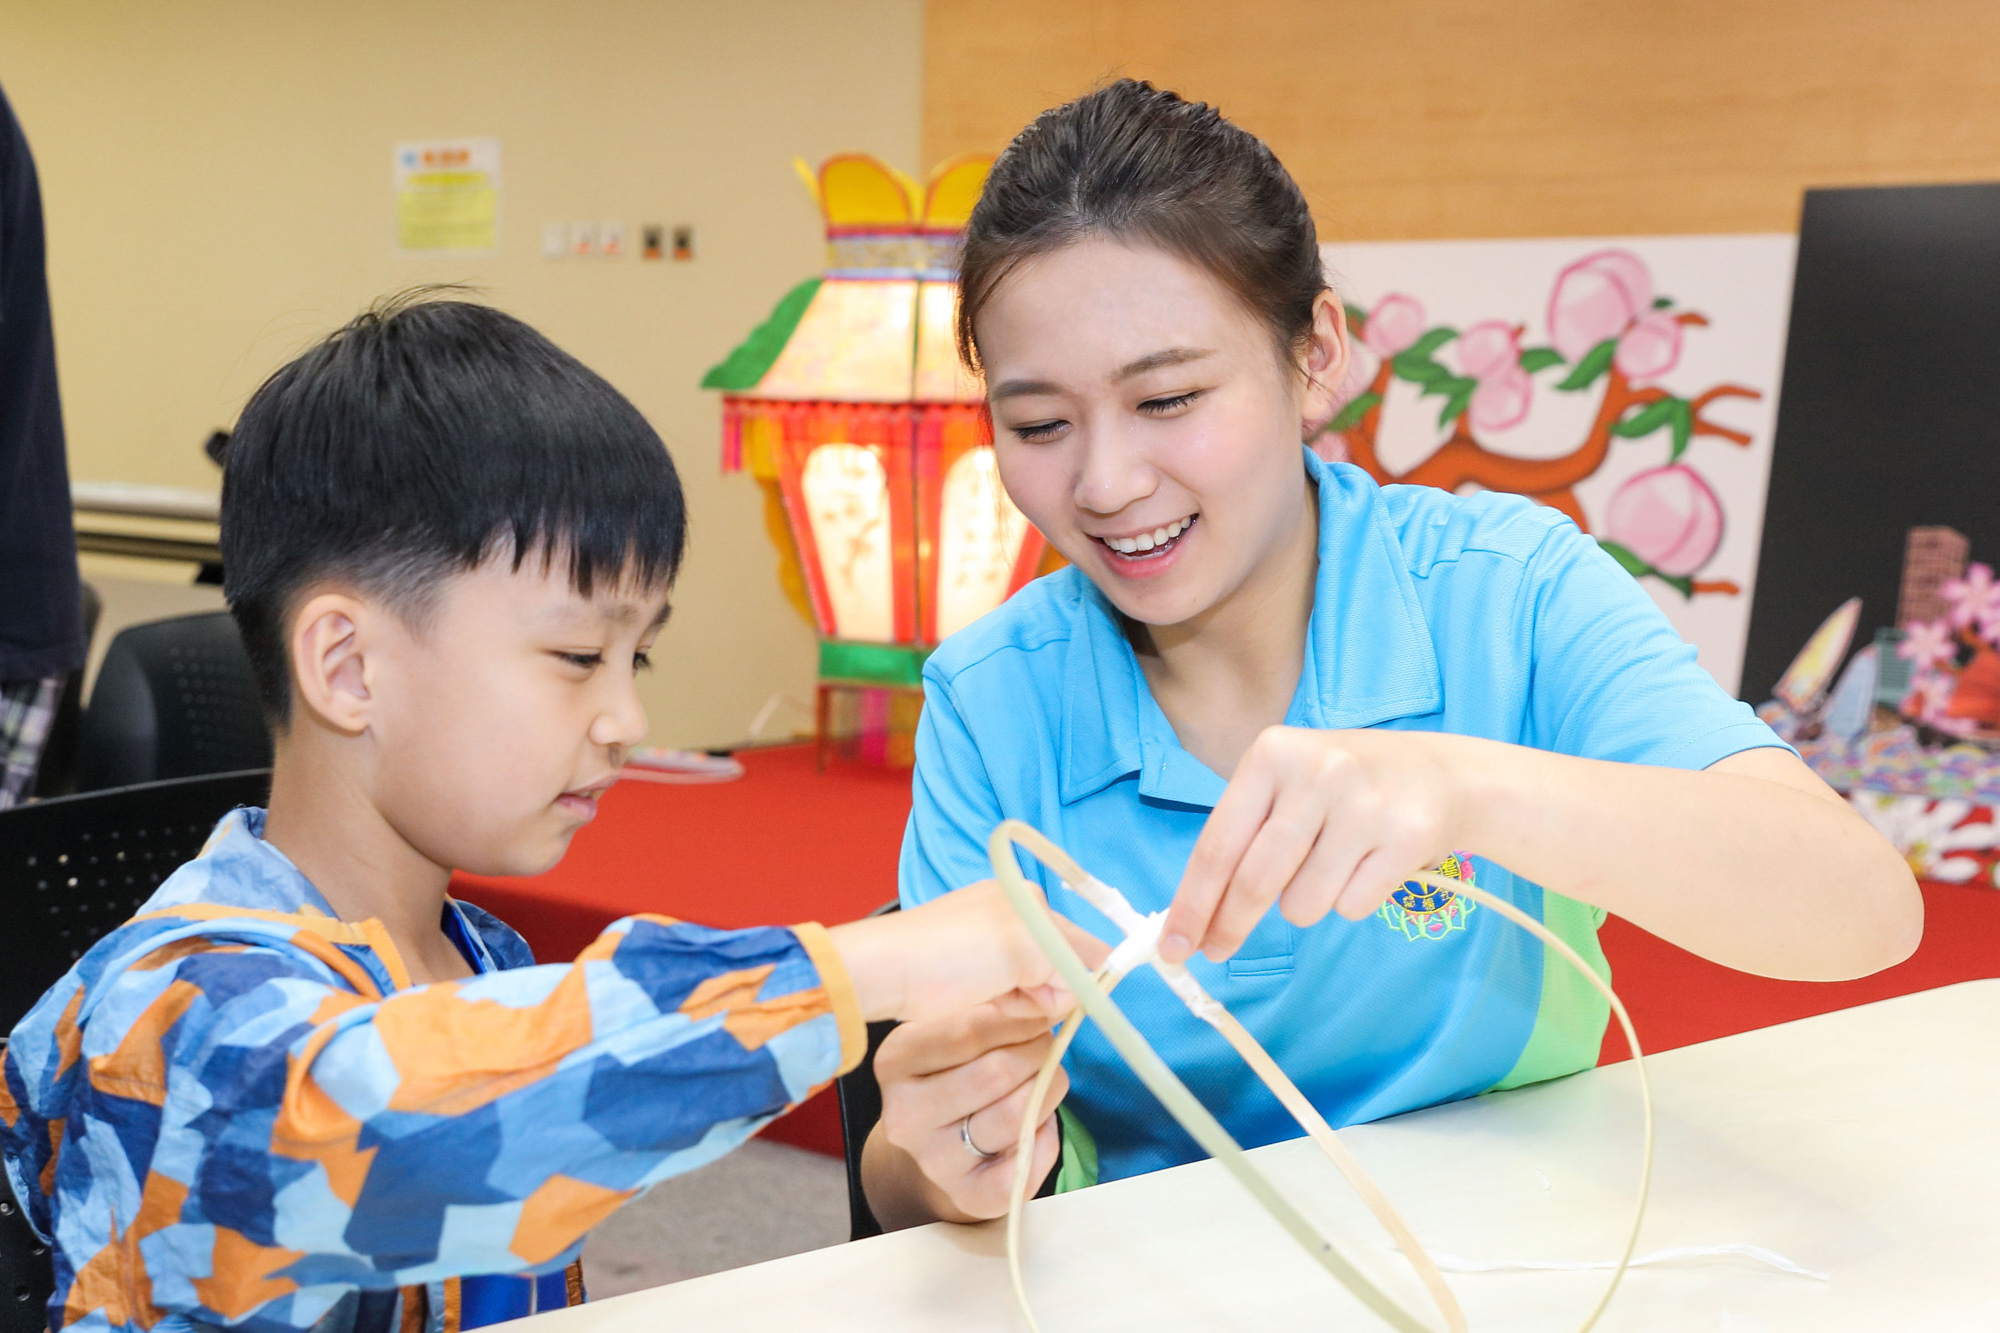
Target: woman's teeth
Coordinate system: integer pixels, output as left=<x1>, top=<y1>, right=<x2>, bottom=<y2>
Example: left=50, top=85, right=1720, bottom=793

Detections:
left=1103, top=516, right=1193, bottom=555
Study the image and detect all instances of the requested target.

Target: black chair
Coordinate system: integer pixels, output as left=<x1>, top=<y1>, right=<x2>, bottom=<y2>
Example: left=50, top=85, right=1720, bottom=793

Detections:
left=835, top=1016, right=901, bottom=1241
left=0, top=1161, right=52, bottom=1333
left=835, top=900, right=902, bottom=1241
left=76, top=612, right=270, bottom=793
left=0, top=769, right=271, bottom=1034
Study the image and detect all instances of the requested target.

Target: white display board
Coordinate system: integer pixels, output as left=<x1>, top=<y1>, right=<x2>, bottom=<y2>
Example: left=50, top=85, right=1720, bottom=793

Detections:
left=1320, top=235, right=1796, bottom=696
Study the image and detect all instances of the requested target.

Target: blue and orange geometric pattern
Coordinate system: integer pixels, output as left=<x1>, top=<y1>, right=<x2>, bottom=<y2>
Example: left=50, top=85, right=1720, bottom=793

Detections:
left=0, top=809, right=863, bottom=1333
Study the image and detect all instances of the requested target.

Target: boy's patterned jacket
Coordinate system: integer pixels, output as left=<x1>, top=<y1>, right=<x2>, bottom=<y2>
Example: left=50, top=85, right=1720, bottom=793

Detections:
left=0, top=809, right=865, bottom=1333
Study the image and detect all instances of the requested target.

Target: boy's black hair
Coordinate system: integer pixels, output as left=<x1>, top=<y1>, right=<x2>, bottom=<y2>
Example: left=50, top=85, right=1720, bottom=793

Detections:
left=221, top=291, right=687, bottom=725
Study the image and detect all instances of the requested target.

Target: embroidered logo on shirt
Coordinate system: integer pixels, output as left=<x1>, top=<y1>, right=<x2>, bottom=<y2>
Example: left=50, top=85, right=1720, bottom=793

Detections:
left=1378, top=851, right=1478, bottom=942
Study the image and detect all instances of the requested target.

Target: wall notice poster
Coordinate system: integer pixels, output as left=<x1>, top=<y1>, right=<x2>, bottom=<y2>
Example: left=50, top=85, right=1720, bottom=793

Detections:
left=1318, top=236, right=1795, bottom=696
left=394, top=139, right=500, bottom=255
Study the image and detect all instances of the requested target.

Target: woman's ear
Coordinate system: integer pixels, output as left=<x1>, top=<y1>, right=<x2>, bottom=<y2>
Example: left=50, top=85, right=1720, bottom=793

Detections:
left=289, top=591, right=374, bottom=735
left=1297, top=290, right=1352, bottom=438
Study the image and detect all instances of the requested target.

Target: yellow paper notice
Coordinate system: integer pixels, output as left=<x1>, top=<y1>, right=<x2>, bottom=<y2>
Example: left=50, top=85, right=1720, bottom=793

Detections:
left=395, top=139, right=500, bottom=254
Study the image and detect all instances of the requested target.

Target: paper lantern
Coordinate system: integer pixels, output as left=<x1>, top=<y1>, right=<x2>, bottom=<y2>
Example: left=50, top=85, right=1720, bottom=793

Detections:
left=705, top=154, right=1047, bottom=763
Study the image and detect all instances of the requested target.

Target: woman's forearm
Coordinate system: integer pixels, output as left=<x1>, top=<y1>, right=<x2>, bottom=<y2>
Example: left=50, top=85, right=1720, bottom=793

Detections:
left=1453, top=737, right=1922, bottom=980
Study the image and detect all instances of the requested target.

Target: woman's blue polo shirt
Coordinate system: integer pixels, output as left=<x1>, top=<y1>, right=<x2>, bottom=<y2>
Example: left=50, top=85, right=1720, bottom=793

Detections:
left=898, top=450, right=1785, bottom=1185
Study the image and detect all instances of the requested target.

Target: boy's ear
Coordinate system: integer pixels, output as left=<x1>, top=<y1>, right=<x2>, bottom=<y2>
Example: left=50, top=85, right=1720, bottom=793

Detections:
left=289, top=591, right=375, bottom=734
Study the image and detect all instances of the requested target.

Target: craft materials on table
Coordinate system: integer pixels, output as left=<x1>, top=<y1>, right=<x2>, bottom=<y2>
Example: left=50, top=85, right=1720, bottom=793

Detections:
left=1758, top=530, right=2000, bottom=888
left=987, top=821, right=1654, bottom=1333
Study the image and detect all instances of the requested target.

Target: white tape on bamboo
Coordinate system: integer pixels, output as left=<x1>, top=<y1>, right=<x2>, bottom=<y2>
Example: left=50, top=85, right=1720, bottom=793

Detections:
left=988, top=820, right=1654, bottom=1333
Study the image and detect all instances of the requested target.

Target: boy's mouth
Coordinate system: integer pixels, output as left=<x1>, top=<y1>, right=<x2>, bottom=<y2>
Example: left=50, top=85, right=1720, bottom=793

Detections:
left=1093, top=513, right=1197, bottom=563
left=556, top=775, right=618, bottom=823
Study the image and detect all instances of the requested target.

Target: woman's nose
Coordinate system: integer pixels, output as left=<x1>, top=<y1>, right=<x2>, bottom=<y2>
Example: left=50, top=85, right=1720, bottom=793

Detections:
left=1073, top=428, right=1157, bottom=516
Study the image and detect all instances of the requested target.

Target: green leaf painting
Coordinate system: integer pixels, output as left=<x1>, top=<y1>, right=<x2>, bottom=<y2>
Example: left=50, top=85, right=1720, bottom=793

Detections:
left=1597, top=539, right=1694, bottom=599
left=1406, top=327, right=1458, bottom=359
left=1392, top=350, right=1451, bottom=387
left=1555, top=339, right=1617, bottom=391
left=1610, top=397, right=1695, bottom=459
left=1327, top=391, right=1382, bottom=432
left=1437, top=381, right=1476, bottom=428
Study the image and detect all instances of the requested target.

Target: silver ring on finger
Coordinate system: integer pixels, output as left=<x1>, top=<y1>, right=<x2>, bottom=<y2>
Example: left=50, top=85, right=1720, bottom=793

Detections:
left=960, top=1113, right=1001, bottom=1161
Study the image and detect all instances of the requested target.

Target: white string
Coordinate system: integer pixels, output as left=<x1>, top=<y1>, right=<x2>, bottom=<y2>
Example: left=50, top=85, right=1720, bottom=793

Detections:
left=1414, top=1243, right=1827, bottom=1283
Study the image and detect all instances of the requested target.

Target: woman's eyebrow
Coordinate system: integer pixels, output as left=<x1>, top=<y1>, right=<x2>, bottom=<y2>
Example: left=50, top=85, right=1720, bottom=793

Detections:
left=1115, top=346, right=1213, bottom=381
left=990, top=377, right=1061, bottom=402
left=990, top=347, right=1215, bottom=402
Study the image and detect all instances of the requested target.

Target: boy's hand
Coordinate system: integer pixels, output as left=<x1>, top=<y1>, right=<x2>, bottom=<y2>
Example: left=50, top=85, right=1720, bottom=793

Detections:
left=829, top=880, right=1107, bottom=1023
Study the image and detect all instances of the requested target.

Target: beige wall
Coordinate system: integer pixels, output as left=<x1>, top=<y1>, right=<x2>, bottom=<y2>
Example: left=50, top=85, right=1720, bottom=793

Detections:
left=5, top=0, right=923, bottom=749
left=926, top=0, right=2000, bottom=239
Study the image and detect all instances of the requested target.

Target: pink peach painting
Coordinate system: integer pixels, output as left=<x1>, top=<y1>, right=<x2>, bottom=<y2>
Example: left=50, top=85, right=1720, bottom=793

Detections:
left=1321, top=247, right=1761, bottom=599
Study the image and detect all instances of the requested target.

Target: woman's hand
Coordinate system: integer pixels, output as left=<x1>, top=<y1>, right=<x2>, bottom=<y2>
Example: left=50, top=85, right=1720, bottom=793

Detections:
left=1160, top=727, right=1921, bottom=982
left=1161, top=726, right=1462, bottom=964
left=860, top=991, right=1071, bottom=1229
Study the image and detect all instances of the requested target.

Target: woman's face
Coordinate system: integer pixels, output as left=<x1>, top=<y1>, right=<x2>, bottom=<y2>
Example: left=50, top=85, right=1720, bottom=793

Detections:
left=977, top=236, right=1345, bottom=630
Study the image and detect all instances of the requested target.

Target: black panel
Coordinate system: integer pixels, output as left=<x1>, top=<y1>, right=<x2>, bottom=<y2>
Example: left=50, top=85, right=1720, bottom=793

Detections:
left=1744, top=183, right=2000, bottom=701
left=0, top=768, right=270, bottom=1032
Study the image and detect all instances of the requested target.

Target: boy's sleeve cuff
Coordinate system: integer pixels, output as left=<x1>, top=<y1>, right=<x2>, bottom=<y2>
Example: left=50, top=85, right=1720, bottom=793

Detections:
left=792, top=922, right=867, bottom=1076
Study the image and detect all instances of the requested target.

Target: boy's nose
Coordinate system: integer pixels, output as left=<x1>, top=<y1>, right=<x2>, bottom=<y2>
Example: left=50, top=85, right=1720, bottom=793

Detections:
left=592, top=680, right=650, bottom=752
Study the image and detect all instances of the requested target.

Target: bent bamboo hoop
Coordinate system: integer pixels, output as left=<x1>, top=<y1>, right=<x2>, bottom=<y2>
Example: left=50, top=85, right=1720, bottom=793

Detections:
left=987, top=820, right=1653, bottom=1333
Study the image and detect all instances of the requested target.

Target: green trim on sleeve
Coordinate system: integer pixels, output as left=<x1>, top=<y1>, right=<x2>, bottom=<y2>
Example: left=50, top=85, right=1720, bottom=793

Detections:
left=1052, top=1105, right=1099, bottom=1193
left=1487, top=889, right=1612, bottom=1092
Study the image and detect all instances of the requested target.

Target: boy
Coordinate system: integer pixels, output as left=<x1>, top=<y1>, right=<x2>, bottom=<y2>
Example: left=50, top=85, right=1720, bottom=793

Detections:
left=0, top=296, right=1095, bottom=1333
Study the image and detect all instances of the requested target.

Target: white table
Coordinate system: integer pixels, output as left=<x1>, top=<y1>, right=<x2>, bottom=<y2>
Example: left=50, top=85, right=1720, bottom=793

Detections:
left=522, top=981, right=2000, bottom=1331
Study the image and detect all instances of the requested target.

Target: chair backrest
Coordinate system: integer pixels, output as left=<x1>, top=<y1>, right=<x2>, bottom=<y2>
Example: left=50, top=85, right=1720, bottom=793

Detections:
left=0, top=1153, right=53, bottom=1333
left=0, top=769, right=271, bottom=1034
left=834, top=900, right=901, bottom=1241
left=77, top=611, right=270, bottom=792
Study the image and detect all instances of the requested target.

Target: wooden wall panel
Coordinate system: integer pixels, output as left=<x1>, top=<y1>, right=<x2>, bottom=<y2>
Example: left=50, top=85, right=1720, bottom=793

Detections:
left=925, top=0, right=2000, bottom=238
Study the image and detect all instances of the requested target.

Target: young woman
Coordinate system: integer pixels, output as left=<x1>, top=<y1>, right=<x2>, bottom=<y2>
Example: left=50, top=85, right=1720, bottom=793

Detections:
left=860, top=80, right=1921, bottom=1229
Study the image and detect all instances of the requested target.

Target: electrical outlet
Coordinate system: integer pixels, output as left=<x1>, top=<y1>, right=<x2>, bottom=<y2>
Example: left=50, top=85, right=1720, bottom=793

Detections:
left=569, top=221, right=599, bottom=258
left=600, top=221, right=627, bottom=259
left=541, top=222, right=567, bottom=259
left=672, top=225, right=695, bottom=261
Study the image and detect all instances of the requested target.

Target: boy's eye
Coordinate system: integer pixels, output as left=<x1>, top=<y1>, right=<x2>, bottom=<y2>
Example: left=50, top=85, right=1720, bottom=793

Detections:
left=634, top=650, right=654, bottom=671
left=557, top=651, right=603, bottom=670
left=1011, top=419, right=1067, bottom=443
left=1139, top=390, right=1201, bottom=415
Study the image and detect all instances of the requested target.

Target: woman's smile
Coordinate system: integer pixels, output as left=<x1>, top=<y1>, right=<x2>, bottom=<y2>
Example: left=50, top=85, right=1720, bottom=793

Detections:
left=1091, top=513, right=1198, bottom=576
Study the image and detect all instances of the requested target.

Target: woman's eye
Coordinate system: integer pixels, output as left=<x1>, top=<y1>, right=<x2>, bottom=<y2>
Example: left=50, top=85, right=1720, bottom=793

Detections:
left=1139, top=390, right=1200, bottom=415
left=1011, top=419, right=1067, bottom=443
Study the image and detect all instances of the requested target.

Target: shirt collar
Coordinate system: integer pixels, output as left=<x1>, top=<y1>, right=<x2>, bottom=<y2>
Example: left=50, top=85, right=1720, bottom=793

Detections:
left=189, top=807, right=498, bottom=976
left=195, top=806, right=345, bottom=916
left=1058, top=450, right=1442, bottom=809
